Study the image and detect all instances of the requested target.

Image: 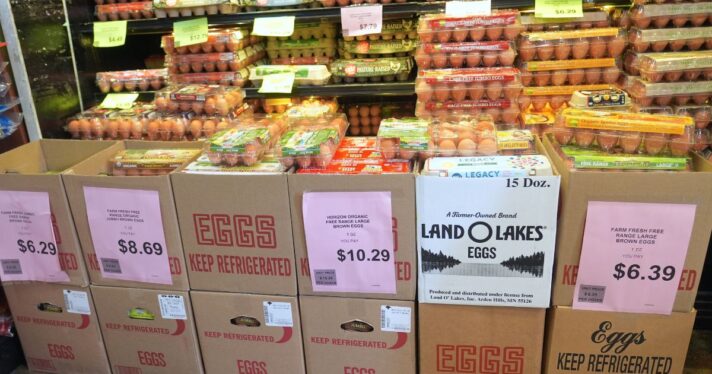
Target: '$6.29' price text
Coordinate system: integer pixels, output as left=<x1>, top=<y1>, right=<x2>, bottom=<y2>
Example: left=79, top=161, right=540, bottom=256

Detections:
left=612, top=263, right=675, bottom=281
left=17, top=239, right=57, bottom=255
left=118, top=239, right=163, bottom=255
left=337, top=249, right=390, bottom=262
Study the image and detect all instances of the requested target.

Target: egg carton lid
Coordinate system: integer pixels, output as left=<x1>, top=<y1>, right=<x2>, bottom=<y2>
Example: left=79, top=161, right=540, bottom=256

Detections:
left=422, top=154, right=553, bottom=178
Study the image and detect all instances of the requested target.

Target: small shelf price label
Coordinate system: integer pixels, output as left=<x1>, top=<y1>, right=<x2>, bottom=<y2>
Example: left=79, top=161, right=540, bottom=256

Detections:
left=100, top=93, right=139, bottom=109
left=534, top=0, right=583, bottom=18
left=173, top=17, right=208, bottom=48
left=258, top=72, right=295, bottom=94
left=93, top=20, right=127, bottom=48
left=252, top=16, right=295, bottom=37
left=341, top=5, right=383, bottom=37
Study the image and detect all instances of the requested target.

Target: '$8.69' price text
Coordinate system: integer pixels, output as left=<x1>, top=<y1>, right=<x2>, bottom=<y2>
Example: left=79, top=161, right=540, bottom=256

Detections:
left=612, top=263, right=675, bottom=281
left=17, top=239, right=57, bottom=255
left=337, top=249, right=390, bottom=262
left=118, top=239, right=163, bottom=255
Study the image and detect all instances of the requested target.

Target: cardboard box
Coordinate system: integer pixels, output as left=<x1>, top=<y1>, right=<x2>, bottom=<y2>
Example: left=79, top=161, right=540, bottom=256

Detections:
left=91, top=285, right=203, bottom=373
left=63, top=141, right=201, bottom=290
left=419, top=304, right=544, bottom=374
left=289, top=174, right=416, bottom=300
left=191, top=291, right=305, bottom=374
left=0, top=140, right=116, bottom=286
left=544, top=306, right=695, bottom=374
left=544, top=135, right=712, bottom=312
left=4, top=283, right=111, bottom=373
left=300, top=295, right=416, bottom=374
left=172, top=173, right=297, bottom=295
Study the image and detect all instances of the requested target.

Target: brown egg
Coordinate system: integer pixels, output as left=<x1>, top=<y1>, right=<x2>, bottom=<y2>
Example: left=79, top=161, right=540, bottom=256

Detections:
left=486, top=27, right=503, bottom=41
left=550, top=96, right=567, bottom=110
left=571, top=39, right=589, bottom=59
left=486, top=82, right=503, bottom=100
left=691, top=14, right=707, bottom=27
left=632, top=16, right=651, bottom=29
left=449, top=53, right=465, bottom=67
left=417, top=81, right=433, bottom=102
left=693, top=129, right=710, bottom=151
left=453, top=30, right=468, bottom=42
left=554, top=43, right=571, bottom=60
left=684, top=70, right=701, bottom=81
left=674, top=95, right=691, bottom=105
left=498, top=49, right=516, bottom=66
left=415, top=51, right=431, bottom=68
left=192, top=101, right=205, bottom=114
left=574, top=129, right=596, bottom=147
left=534, top=72, right=551, bottom=87
left=478, top=138, right=498, bottom=155
left=655, top=96, right=673, bottom=106
left=620, top=134, right=642, bottom=153
left=670, top=134, right=692, bottom=156
left=432, top=53, right=448, bottom=68
left=130, top=120, right=143, bottom=139
left=203, top=120, right=217, bottom=137
left=597, top=132, right=619, bottom=151
left=215, top=97, right=230, bottom=116
left=469, top=28, right=485, bottom=41
left=436, top=30, right=452, bottom=43
left=602, top=67, right=620, bottom=84
left=485, top=108, right=501, bottom=122
left=518, top=96, right=531, bottom=110
left=503, top=24, right=522, bottom=40
left=501, top=107, right=519, bottom=123
left=669, top=40, right=686, bottom=51
left=434, top=84, right=450, bottom=102
left=146, top=120, right=160, bottom=140
left=117, top=120, right=131, bottom=139
left=694, top=110, right=711, bottom=128
left=693, top=94, right=709, bottom=105
left=532, top=96, right=548, bottom=111
left=520, top=70, right=533, bottom=86
left=644, top=134, right=667, bottom=155
left=518, top=40, right=536, bottom=62
left=568, top=69, right=585, bottom=85
left=347, top=107, right=359, bottom=117
left=687, top=38, right=705, bottom=50
left=466, top=52, right=482, bottom=67
left=468, top=84, right=485, bottom=100
left=647, top=41, right=666, bottom=52
left=589, top=38, right=607, bottom=58
left=554, top=128, right=574, bottom=145
left=584, top=68, right=602, bottom=84
left=370, top=105, right=381, bottom=117
left=503, top=83, right=521, bottom=99
left=654, top=16, right=671, bottom=28
left=482, top=52, right=498, bottom=67
left=358, top=106, right=370, bottom=117
left=537, top=45, right=554, bottom=61
left=172, top=120, right=186, bottom=139
left=457, top=138, right=478, bottom=156
left=438, top=139, right=458, bottom=156
left=67, top=120, right=80, bottom=137
left=664, top=71, right=683, bottom=82
left=91, top=119, right=104, bottom=139
left=551, top=70, right=568, bottom=86
left=179, top=102, right=191, bottom=112
left=451, top=83, right=467, bottom=102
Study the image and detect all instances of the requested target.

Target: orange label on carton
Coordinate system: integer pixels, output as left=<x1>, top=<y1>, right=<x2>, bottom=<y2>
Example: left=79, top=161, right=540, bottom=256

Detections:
left=523, top=84, right=610, bottom=96
left=525, top=27, right=621, bottom=41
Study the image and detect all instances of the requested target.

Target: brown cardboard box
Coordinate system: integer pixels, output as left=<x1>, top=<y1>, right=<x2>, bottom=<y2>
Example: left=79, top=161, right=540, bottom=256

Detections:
left=544, top=306, right=695, bottom=374
left=544, top=135, right=712, bottom=312
left=4, top=283, right=111, bottom=373
left=419, top=304, right=545, bottom=374
left=0, top=140, right=116, bottom=286
left=300, top=295, right=416, bottom=374
left=191, top=291, right=305, bottom=374
left=91, top=285, right=203, bottom=373
left=289, top=174, right=416, bottom=300
left=172, top=173, right=297, bottom=295
left=63, top=141, right=201, bottom=290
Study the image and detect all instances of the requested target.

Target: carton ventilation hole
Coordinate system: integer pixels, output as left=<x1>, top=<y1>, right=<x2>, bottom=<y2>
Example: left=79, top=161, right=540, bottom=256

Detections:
left=340, top=320, right=374, bottom=333
left=36, top=302, right=62, bottom=313
left=230, top=316, right=261, bottom=327
left=128, top=307, right=156, bottom=320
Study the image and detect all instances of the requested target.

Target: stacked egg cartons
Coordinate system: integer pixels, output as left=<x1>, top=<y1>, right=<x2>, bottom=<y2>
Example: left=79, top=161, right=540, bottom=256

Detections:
left=240, top=0, right=321, bottom=11
left=152, top=0, right=238, bottom=17
left=95, top=1, right=154, bottom=21
left=346, top=101, right=415, bottom=136
left=330, top=18, right=417, bottom=84
left=624, top=1, right=712, bottom=155
left=96, top=69, right=168, bottom=93
left=163, top=28, right=265, bottom=88
left=66, top=103, right=158, bottom=140
left=517, top=9, right=626, bottom=136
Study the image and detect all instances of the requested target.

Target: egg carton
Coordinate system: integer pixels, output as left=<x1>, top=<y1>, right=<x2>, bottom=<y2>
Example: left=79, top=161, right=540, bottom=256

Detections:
left=96, top=1, right=154, bottom=20
left=270, top=56, right=332, bottom=65
left=249, top=65, right=331, bottom=86
left=519, top=59, right=622, bottom=87
left=342, top=18, right=418, bottom=42
left=346, top=102, right=414, bottom=136
left=632, top=104, right=674, bottom=115
left=161, top=28, right=256, bottom=54
left=338, top=39, right=417, bottom=59
left=95, top=0, right=148, bottom=3
left=520, top=9, right=611, bottom=32
left=166, top=46, right=265, bottom=73
left=628, top=78, right=712, bottom=106
left=418, top=11, right=523, bottom=43
left=553, top=107, right=699, bottom=156
left=272, top=21, right=338, bottom=41
left=414, top=42, right=517, bottom=69
left=265, top=38, right=337, bottom=59
left=276, top=113, right=348, bottom=168
left=414, top=99, right=521, bottom=124
left=96, top=69, right=167, bottom=93
left=330, top=57, right=413, bottom=83
left=519, top=28, right=627, bottom=62
left=519, top=84, right=612, bottom=111
left=553, top=142, right=692, bottom=171
left=624, top=50, right=644, bottom=75
left=205, top=115, right=288, bottom=166
left=673, top=105, right=712, bottom=129
left=236, top=0, right=319, bottom=10
left=154, top=85, right=245, bottom=115
left=629, top=2, right=712, bottom=29
left=318, top=0, right=406, bottom=6
left=153, top=0, right=237, bottom=17
left=110, top=148, right=202, bottom=176
left=415, top=67, right=522, bottom=103
left=629, top=26, right=712, bottom=53
left=169, top=70, right=250, bottom=87
left=638, top=50, right=712, bottom=82
left=65, top=103, right=156, bottom=140
left=261, top=96, right=337, bottom=114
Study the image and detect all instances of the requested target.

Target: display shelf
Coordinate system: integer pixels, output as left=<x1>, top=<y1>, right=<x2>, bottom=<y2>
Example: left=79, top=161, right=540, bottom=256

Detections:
left=244, top=81, right=415, bottom=98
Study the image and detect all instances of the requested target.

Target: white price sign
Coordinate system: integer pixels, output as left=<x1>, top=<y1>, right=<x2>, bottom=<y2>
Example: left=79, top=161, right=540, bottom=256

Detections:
left=340, top=5, right=383, bottom=37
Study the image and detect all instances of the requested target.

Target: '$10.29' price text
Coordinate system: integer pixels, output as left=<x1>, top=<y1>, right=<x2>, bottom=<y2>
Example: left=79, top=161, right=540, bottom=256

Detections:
left=337, top=249, right=390, bottom=262
left=17, top=239, right=57, bottom=255
left=118, top=239, right=163, bottom=255
left=613, top=263, right=676, bottom=281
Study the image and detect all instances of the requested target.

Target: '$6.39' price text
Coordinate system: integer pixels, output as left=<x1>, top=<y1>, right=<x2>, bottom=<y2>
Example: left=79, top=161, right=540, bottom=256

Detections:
left=613, top=263, right=675, bottom=281
left=17, top=239, right=57, bottom=255
left=337, top=249, right=390, bottom=262
left=118, top=239, right=163, bottom=255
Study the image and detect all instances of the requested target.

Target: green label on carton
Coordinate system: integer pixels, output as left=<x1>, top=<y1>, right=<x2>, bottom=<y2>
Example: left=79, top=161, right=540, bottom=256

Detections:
left=280, top=128, right=338, bottom=156
left=93, top=21, right=127, bottom=48
left=534, top=0, right=582, bottom=18
left=561, top=146, right=688, bottom=170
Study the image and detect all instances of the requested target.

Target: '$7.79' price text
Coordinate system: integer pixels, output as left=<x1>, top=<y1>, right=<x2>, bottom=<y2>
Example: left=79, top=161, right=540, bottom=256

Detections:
left=17, top=239, right=57, bottom=255
left=118, top=239, right=163, bottom=255
left=337, top=248, right=390, bottom=262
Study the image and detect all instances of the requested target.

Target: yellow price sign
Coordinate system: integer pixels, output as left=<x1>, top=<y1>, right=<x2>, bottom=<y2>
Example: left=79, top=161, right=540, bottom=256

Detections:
left=534, top=0, right=583, bottom=18
left=252, top=16, right=295, bottom=37
left=258, top=73, right=295, bottom=94
left=93, top=21, right=127, bottom=48
left=173, top=17, right=208, bottom=48
left=100, top=93, right=139, bottom=109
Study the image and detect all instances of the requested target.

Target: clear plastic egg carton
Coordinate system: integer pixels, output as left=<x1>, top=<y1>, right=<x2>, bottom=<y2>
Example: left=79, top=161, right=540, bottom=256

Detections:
left=276, top=113, right=349, bottom=168
left=110, top=149, right=202, bottom=176
left=674, top=105, right=712, bottom=129
left=249, top=65, right=331, bottom=86
left=519, top=28, right=627, bottom=62
left=519, top=84, right=612, bottom=111
left=270, top=56, right=332, bottom=65
left=519, top=9, right=611, bottom=32
left=274, top=21, right=338, bottom=41
left=553, top=107, right=700, bottom=156
left=414, top=41, right=516, bottom=69
left=161, top=28, right=256, bottom=55
left=628, top=2, right=712, bottom=29
left=239, top=0, right=320, bottom=11
left=266, top=38, right=337, bottom=59
left=96, top=1, right=154, bottom=20
left=166, top=46, right=265, bottom=74
left=624, top=50, right=644, bottom=75
left=65, top=104, right=154, bottom=140
left=375, top=118, right=430, bottom=160
left=415, top=67, right=522, bottom=104
left=330, top=57, right=413, bottom=83
left=184, top=109, right=255, bottom=139
left=154, top=85, right=245, bottom=115
left=96, top=69, right=167, bottom=93
left=638, top=50, right=712, bottom=82
left=628, top=78, right=712, bottom=106
left=205, top=115, right=288, bottom=166
left=414, top=99, right=521, bottom=125
left=338, top=39, right=417, bottom=59
left=418, top=11, right=523, bottom=43
left=317, top=0, right=406, bottom=7
left=169, top=70, right=250, bottom=86
left=519, top=59, right=622, bottom=87
left=632, top=104, right=674, bottom=115
left=152, top=0, right=236, bottom=17
left=628, top=27, right=712, bottom=53
left=261, top=96, right=337, bottom=114
left=342, top=18, right=418, bottom=42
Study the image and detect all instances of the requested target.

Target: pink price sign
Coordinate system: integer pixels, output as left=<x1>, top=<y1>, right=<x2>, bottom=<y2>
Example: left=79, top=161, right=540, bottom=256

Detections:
left=303, top=191, right=396, bottom=294
left=0, top=191, right=68, bottom=283
left=83, top=187, right=172, bottom=285
left=340, top=5, right=383, bottom=37
left=573, top=201, right=696, bottom=314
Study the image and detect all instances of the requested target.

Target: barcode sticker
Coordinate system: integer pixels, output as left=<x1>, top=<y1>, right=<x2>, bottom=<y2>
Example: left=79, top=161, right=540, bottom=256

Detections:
left=1, top=259, right=22, bottom=275
left=262, top=301, right=293, bottom=327
left=158, top=294, right=187, bottom=320
left=314, top=269, right=337, bottom=286
left=380, top=305, right=411, bottom=333
left=63, top=290, right=91, bottom=315
left=101, top=258, right=122, bottom=274
left=578, top=284, right=606, bottom=303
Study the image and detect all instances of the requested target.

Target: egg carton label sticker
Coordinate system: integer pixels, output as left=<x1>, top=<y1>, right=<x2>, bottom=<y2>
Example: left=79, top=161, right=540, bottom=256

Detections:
left=417, top=175, right=560, bottom=307
left=262, top=301, right=293, bottom=327
left=380, top=305, right=411, bottom=333
left=158, top=294, right=187, bottom=320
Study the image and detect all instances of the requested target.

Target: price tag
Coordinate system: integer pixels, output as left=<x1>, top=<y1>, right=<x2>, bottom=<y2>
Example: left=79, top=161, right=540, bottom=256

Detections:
left=63, top=290, right=91, bottom=315
left=173, top=17, right=208, bottom=48
left=262, top=301, right=293, bottom=327
left=573, top=202, right=696, bottom=314
left=302, top=192, right=395, bottom=294
left=83, top=187, right=172, bottom=284
left=252, top=16, right=295, bottom=37
left=534, top=0, right=583, bottom=18
left=445, top=0, right=491, bottom=16
left=340, top=5, right=383, bottom=37
left=258, top=72, right=295, bottom=94
left=380, top=305, right=411, bottom=332
left=0, top=191, right=68, bottom=283
left=93, top=20, right=127, bottom=48
left=100, top=93, right=139, bottom=109
left=158, top=294, right=187, bottom=320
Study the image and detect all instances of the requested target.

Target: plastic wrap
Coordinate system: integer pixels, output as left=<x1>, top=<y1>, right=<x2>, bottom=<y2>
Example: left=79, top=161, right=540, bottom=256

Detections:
left=637, top=50, right=712, bottom=82
left=276, top=113, right=348, bottom=168
left=628, top=78, right=712, bottom=106
left=154, top=85, right=245, bottom=115
left=628, top=26, right=712, bottom=53
left=96, top=69, right=167, bottom=93
left=519, top=59, right=621, bottom=87
left=417, top=11, right=523, bottom=43
left=415, top=67, right=522, bottom=103
left=414, top=41, right=516, bottom=69
left=629, top=2, right=712, bottom=29
left=331, top=57, right=413, bottom=83
left=520, top=10, right=611, bottom=32
left=205, top=115, right=288, bottom=166
left=414, top=99, right=520, bottom=125
left=161, top=28, right=256, bottom=55
left=519, top=28, right=627, bottom=62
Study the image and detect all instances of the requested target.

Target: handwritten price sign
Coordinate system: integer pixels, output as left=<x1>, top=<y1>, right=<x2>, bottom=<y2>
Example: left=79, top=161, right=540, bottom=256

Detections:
left=173, top=17, right=208, bottom=48
left=341, top=5, right=383, bottom=37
